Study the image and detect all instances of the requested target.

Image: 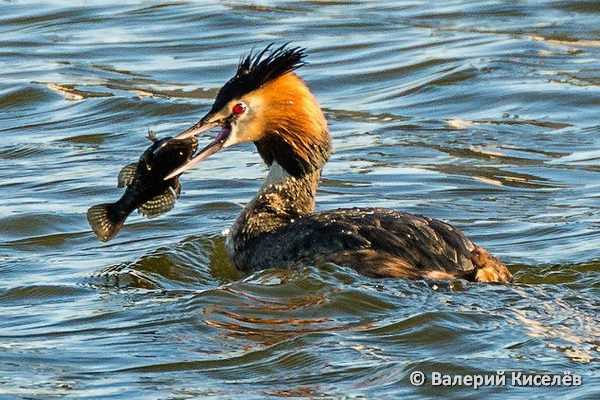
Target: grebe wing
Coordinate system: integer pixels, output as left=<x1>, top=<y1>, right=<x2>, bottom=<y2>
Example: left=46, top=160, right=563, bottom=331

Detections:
left=275, top=208, right=509, bottom=281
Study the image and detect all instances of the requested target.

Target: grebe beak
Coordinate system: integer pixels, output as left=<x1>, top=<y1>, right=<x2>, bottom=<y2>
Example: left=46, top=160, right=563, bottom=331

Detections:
left=171, top=113, right=219, bottom=140
left=164, top=112, right=230, bottom=180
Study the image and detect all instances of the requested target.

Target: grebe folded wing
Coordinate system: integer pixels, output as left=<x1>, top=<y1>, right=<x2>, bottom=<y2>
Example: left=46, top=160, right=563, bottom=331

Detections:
left=232, top=207, right=510, bottom=282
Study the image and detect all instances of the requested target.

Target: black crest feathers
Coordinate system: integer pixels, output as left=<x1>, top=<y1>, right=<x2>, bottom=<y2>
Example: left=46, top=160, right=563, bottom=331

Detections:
left=210, top=43, right=306, bottom=112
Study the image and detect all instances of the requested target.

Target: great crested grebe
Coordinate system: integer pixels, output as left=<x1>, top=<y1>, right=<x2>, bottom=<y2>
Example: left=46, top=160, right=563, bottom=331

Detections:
left=166, top=44, right=512, bottom=283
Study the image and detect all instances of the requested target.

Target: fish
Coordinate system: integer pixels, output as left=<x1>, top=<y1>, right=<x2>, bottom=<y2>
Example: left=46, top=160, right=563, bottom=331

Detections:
left=87, top=132, right=197, bottom=242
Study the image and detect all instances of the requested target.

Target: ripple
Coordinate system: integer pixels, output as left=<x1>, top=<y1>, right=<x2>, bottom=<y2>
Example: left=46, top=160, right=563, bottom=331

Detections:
left=0, top=86, right=53, bottom=110
left=57, top=133, right=106, bottom=144
left=0, top=144, right=45, bottom=159
left=513, top=260, right=600, bottom=285
left=0, top=285, right=90, bottom=304
left=46, top=83, right=113, bottom=101
left=0, top=212, right=83, bottom=241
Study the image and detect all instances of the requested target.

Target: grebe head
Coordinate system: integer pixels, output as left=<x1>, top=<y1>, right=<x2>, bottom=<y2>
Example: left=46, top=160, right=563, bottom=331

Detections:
left=166, top=43, right=330, bottom=179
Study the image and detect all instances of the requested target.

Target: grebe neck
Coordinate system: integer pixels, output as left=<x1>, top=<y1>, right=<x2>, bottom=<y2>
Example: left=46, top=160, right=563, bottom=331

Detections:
left=226, top=161, right=320, bottom=256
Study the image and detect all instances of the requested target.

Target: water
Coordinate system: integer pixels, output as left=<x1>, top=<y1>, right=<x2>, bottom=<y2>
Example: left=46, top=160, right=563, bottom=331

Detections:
left=1, top=1, right=599, bottom=398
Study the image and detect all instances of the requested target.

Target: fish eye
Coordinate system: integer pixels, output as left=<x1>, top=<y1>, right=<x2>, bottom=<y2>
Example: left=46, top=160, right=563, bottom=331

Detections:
left=232, top=102, right=246, bottom=115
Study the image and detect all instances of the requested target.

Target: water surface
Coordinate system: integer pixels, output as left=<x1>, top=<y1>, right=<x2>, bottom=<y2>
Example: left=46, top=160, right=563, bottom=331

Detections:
left=0, top=1, right=599, bottom=399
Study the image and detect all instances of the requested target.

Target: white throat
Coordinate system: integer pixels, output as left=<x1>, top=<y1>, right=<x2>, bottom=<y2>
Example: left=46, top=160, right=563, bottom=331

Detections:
left=225, top=161, right=292, bottom=258
left=262, top=161, right=292, bottom=189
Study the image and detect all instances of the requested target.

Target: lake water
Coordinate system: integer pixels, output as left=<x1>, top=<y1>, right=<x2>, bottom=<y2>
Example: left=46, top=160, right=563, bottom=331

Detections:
left=0, top=1, right=598, bottom=399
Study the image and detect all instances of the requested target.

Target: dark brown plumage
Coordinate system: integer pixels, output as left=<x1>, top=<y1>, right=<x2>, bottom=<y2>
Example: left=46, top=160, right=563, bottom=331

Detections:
left=227, top=176, right=511, bottom=283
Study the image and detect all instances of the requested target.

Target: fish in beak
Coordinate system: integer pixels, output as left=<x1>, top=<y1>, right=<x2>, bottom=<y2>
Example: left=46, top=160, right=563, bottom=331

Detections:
left=164, top=113, right=232, bottom=180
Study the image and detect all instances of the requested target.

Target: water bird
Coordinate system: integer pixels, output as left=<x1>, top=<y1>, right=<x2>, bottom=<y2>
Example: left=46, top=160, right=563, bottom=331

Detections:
left=88, top=132, right=197, bottom=241
left=167, top=44, right=512, bottom=283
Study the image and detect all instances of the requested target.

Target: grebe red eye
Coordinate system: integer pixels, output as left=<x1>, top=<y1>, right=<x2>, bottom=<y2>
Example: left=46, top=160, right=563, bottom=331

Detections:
left=232, top=103, right=246, bottom=115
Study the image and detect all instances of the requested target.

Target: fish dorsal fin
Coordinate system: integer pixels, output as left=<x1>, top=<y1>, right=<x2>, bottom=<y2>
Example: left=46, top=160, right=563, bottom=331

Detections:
left=117, top=163, right=138, bottom=188
left=138, top=182, right=181, bottom=218
left=147, top=130, right=158, bottom=142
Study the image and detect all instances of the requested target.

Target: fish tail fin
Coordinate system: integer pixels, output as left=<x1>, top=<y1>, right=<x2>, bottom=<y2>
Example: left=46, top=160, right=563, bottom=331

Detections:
left=87, top=203, right=125, bottom=242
